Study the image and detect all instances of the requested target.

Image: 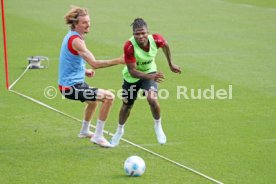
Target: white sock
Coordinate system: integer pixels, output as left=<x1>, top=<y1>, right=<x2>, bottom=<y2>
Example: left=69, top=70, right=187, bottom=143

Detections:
left=94, top=119, right=105, bottom=137
left=80, top=120, right=90, bottom=133
left=154, top=118, right=162, bottom=128
left=117, top=123, right=125, bottom=133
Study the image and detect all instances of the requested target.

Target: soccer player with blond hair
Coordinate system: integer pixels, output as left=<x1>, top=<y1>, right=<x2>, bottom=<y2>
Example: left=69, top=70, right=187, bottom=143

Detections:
left=58, top=6, right=123, bottom=148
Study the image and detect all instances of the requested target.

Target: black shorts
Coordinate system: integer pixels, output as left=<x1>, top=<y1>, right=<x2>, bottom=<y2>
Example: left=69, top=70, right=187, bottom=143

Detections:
left=60, top=82, right=98, bottom=102
left=122, top=78, right=157, bottom=105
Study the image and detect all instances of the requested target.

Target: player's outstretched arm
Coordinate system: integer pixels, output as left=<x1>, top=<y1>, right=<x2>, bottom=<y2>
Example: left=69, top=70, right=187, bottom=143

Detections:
left=162, top=42, right=182, bottom=74
left=73, top=38, right=124, bottom=69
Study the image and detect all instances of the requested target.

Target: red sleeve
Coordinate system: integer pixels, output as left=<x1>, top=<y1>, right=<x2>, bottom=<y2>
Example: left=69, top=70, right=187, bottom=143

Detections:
left=152, top=33, right=166, bottom=48
left=124, top=41, right=136, bottom=63
left=68, top=35, right=81, bottom=55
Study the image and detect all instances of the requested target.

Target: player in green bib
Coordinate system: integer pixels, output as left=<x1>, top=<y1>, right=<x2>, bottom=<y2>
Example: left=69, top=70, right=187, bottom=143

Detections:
left=110, top=18, right=181, bottom=146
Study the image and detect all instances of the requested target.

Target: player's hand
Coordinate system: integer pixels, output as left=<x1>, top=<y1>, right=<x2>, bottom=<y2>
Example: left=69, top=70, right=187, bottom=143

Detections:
left=152, top=71, right=165, bottom=83
left=85, top=69, right=95, bottom=78
left=170, top=64, right=182, bottom=74
left=119, top=54, right=125, bottom=64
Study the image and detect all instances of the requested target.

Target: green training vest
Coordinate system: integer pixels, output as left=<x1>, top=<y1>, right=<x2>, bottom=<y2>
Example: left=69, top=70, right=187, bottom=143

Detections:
left=122, top=35, right=158, bottom=83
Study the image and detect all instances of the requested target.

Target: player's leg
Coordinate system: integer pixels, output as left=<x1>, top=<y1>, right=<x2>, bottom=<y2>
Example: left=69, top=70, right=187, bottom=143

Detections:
left=119, top=103, right=133, bottom=125
left=143, top=80, right=166, bottom=145
left=95, top=89, right=115, bottom=121
left=110, top=104, right=133, bottom=146
left=60, top=83, right=98, bottom=138
left=90, top=88, right=115, bottom=148
left=78, top=101, right=98, bottom=138
left=110, top=80, right=139, bottom=146
left=146, top=89, right=161, bottom=120
left=84, top=101, right=98, bottom=122
left=70, top=83, right=114, bottom=147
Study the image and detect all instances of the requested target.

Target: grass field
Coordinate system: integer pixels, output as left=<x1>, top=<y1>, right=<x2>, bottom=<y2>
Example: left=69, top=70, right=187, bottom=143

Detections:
left=1, top=0, right=275, bottom=183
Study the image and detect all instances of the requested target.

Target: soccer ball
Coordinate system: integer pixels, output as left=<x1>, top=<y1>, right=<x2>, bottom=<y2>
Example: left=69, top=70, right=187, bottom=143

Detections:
left=124, top=155, right=146, bottom=176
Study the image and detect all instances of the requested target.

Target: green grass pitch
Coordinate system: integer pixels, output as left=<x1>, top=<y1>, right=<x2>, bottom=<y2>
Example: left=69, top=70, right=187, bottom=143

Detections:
left=0, top=0, right=275, bottom=183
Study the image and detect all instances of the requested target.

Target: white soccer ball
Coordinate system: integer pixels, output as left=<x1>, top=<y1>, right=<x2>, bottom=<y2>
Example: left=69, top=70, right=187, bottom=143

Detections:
left=124, top=155, right=146, bottom=176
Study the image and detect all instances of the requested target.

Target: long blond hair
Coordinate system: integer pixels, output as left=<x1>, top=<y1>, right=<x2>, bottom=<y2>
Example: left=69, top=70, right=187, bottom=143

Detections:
left=64, top=6, right=89, bottom=29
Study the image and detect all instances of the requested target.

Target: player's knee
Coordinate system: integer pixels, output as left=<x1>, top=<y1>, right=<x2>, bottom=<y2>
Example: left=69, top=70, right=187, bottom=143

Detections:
left=147, top=95, right=158, bottom=106
left=105, top=91, right=115, bottom=104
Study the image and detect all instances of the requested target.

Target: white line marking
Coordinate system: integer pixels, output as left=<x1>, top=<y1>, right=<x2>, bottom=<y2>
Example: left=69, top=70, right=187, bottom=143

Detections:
left=260, top=139, right=276, bottom=143
left=118, top=142, right=184, bottom=148
left=8, top=64, right=31, bottom=90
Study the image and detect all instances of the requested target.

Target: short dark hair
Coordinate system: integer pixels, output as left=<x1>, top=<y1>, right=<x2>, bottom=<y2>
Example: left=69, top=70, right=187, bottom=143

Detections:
left=131, top=18, right=147, bottom=31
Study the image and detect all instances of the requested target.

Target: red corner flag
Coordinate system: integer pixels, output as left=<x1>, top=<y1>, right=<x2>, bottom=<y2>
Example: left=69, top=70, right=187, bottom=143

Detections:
left=1, top=0, right=9, bottom=90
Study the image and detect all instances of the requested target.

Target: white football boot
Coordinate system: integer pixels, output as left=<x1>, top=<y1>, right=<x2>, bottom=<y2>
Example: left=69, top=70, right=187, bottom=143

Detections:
left=91, top=136, right=114, bottom=148
left=154, top=124, right=166, bottom=144
left=110, top=129, right=124, bottom=147
left=78, top=131, right=94, bottom=138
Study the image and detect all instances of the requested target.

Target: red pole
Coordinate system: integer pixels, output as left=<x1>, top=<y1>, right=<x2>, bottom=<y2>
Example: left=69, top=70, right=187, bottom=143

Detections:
left=1, top=0, right=9, bottom=90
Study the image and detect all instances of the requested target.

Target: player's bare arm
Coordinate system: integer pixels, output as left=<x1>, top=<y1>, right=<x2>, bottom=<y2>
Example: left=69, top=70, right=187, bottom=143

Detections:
left=162, top=42, right=182, bottom=74
left=127, top=62, right=164, bottom=83
left=73, top=38, right=123, bottom=69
